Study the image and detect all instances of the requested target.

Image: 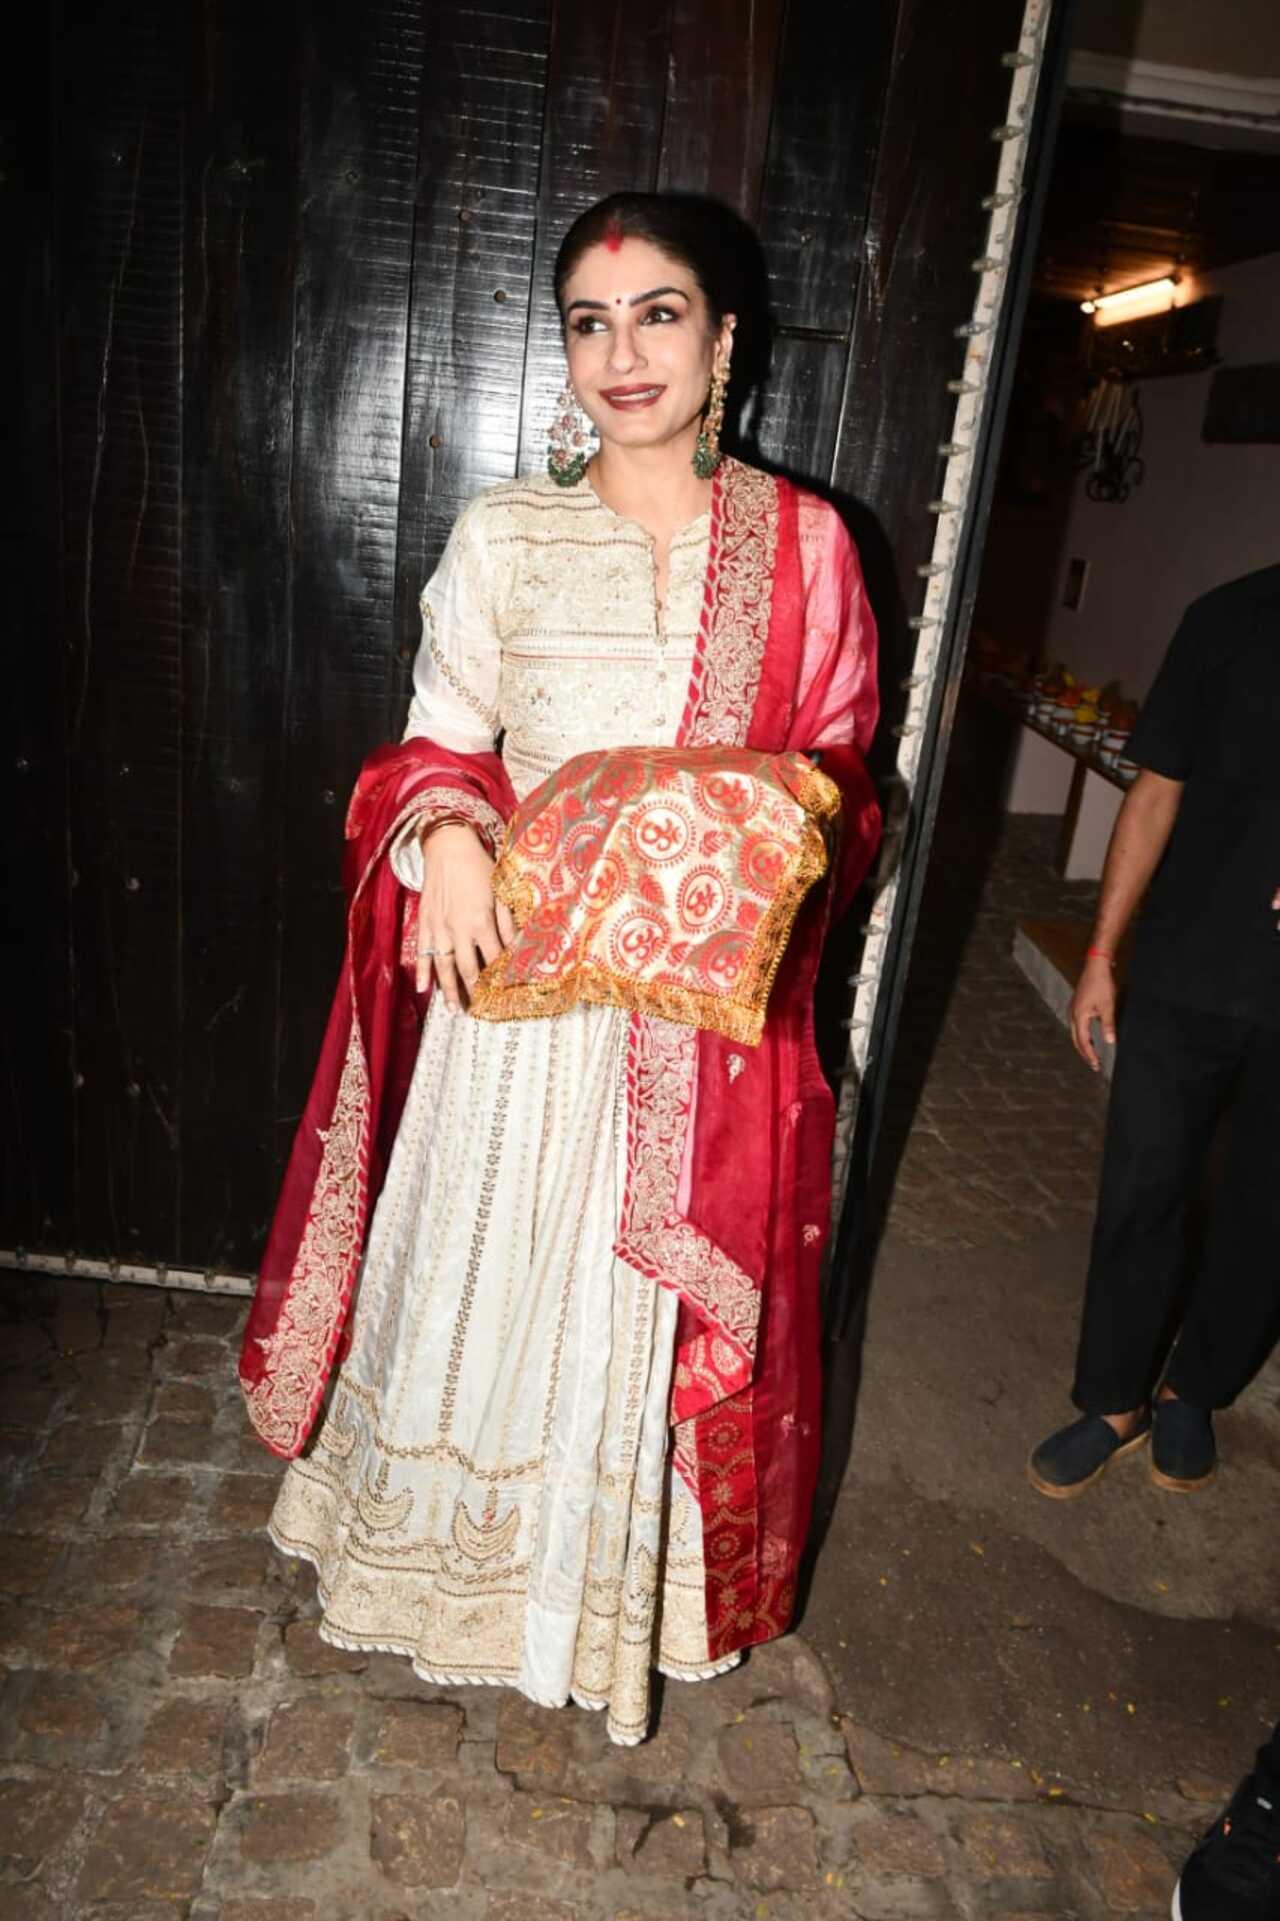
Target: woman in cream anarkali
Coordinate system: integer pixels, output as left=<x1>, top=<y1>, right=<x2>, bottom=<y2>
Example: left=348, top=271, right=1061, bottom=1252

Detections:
left=240, top=192, right=880, bottom=1746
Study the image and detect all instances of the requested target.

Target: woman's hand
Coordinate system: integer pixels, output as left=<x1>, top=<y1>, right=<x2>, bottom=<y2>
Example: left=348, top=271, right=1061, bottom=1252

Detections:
left=416, top=822, right=517, bottom=1010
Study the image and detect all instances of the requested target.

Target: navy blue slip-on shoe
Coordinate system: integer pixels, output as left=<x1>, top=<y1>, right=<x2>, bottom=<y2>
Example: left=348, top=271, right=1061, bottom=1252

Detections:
left=1172, top=1771, right=1280, bottom=1919
left=1151, top=1398, right=1217, bottom=1493
left=1026, top=1411, right=1151, bottom=1500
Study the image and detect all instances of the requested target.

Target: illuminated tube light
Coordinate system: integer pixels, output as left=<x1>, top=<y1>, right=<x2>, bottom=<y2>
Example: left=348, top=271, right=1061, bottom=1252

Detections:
left=1080, top=276, right=1180, bottom=327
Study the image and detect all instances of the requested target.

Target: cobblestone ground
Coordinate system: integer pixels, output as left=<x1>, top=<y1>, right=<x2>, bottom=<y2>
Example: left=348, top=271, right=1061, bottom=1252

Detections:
left=0, top=811, right=1217, bottom=1920
left=882, top=811, right=1107, bottom=1251
left=0, top=1279, right=1202, bottom=1919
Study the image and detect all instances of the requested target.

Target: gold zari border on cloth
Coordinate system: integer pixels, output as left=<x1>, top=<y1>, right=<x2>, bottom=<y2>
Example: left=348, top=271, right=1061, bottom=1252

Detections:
left=679, top=458, right=778, bottom=745
left=472, top=763, right=839, bottom=1047
left=244, top=1021, right=370, bottom=1455
left=614, top=463, right=784, bottom=1384
left=615, top=1018, right=760, bottom=1365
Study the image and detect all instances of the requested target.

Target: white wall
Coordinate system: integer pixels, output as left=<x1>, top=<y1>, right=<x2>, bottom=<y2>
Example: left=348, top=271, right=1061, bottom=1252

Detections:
left=1075, top=0, right=1280, bottom=77
left=1036, top=251, right=1280, bottom=699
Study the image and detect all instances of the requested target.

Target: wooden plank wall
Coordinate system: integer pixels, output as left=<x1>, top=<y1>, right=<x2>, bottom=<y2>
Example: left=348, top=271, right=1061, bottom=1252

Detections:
left=4, top=0, right=1037, bottom=1273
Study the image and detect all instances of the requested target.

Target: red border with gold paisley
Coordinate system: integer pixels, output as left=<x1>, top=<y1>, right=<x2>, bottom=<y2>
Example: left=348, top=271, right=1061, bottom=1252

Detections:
left=615, top=456, right=784, bottom=1656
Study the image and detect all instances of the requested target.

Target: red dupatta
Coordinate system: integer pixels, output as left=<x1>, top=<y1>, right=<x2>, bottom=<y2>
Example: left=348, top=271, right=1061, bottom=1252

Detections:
left=615, top=460, right=880, bottom=1657
left=238, top=456, right=880, bottom=1662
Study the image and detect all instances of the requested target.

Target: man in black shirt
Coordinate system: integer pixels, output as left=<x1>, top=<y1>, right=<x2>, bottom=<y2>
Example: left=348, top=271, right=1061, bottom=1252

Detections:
left=1028, top=564, right=1280, bottom=1503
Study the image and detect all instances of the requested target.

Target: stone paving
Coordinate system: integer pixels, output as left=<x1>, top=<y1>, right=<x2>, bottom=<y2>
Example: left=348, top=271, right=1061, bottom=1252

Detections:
left=882, top=811, right=1108, bottom=1252
left=0, top=804, right=1238, bottom=1919
left=0, top=1277, right=1202, bottom=1918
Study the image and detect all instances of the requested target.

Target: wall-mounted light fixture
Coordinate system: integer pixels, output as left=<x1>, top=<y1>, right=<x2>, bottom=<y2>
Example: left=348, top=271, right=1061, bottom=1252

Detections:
left=1080, top=275, right=1182, bottom=327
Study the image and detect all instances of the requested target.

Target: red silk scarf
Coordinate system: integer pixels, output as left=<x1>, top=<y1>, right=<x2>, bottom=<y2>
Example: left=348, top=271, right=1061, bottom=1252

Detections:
left=238, top=456, right=881, bottom=1663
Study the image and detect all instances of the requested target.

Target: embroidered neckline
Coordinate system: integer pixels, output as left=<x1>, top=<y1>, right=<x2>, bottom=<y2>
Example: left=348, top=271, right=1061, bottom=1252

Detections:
left=575, top=464, right=712, bottom=543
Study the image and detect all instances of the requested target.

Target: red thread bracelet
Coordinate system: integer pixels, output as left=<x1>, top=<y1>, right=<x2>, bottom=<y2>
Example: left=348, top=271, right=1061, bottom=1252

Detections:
left=1087, top=946, right=1114, bottom=962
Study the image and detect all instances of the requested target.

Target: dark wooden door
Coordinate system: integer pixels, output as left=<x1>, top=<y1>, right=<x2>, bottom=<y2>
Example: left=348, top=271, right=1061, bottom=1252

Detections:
left=3, top=0, right=1056, bottom=1279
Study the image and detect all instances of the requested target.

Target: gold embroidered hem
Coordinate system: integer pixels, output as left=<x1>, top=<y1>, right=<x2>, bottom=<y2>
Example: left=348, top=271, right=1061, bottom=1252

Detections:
left=268, top=997, right=728, bottom=1746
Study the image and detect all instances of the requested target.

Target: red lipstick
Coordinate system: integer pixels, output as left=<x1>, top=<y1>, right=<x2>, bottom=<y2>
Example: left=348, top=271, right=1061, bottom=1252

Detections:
left=599, top=384, right=666, bottom=410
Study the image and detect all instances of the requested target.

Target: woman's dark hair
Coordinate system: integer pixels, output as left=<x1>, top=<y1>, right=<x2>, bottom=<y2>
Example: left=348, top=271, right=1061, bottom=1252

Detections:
left=553, top=192, right=772, bottom=404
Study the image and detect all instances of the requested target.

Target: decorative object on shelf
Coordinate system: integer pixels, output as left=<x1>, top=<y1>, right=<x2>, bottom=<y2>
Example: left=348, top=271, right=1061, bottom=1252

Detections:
left=1099, top=702, right=1138, bottom=769
left=1074, top=374, right=1144, bottom=504
left=1068, top=699, right=1101, bottom=748
left=969, top=659, right=1141, bottom=795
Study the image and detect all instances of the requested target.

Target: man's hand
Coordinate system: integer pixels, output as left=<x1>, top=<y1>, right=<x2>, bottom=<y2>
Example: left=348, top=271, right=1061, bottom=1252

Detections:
left=1069, top=952, right=1117, bottom=1073
left=1064, top=771, right=1183, bottom=1074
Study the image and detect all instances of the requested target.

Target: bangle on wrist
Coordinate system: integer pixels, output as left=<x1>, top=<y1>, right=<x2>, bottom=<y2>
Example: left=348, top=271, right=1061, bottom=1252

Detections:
left=1087, top=945, right=1114, bottom=963
left=417, top=813, right=465, bottom=844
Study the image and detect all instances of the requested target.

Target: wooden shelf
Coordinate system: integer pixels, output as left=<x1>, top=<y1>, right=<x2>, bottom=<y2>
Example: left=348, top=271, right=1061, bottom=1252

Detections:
left=975, top=677, right=1133, bottom=792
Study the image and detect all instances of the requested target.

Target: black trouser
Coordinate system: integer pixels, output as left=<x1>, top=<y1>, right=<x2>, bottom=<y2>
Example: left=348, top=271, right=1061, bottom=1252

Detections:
left=1072, top=991, right=1280, bottom=1415
left=1259, top=1723, right=1280, bottom=1796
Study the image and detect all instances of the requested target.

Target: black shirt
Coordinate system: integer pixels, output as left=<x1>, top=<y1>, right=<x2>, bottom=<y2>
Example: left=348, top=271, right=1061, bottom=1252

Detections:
left=1127, top=564, right=1280, bottom=1028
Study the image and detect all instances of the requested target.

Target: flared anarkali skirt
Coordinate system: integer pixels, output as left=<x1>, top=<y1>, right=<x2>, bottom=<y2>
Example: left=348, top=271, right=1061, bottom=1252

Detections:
left=268, top=996, right=735, bottom=1744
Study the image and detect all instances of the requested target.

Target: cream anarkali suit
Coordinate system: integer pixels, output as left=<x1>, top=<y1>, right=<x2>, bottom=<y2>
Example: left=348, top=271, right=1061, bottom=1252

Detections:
left=268, top=474, right=739, bottom=1743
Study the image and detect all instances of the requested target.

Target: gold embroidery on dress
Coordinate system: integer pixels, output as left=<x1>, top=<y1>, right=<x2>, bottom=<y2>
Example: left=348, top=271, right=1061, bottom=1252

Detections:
left=450, top=1487, right=520, bottom=1563
left=357, top=1459, right=415, bottom=1532
left=318, top=1393, right=357, bottom=1459
left=419, top=590, right=499, bottom=733
left=438, top=1028, right=519, bottom=1435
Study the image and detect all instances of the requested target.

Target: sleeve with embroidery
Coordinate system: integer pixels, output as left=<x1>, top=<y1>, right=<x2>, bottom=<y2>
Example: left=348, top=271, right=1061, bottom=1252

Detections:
left=402, top=502, right=502, bottom=755
left=393, top=501, right=504, bottom=890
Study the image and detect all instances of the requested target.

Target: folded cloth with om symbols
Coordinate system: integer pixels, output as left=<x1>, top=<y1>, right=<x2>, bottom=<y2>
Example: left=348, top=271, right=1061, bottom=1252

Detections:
left=468, top=745, right=841, bottom=1046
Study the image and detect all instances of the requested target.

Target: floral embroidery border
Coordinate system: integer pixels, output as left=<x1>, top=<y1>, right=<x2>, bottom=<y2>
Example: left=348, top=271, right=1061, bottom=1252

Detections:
left=244, top=1017, right=370, bottom=1455
left=245, top=788, right=499, bottom=1457
left=678, top=458, right=779, bottom=747
left=614, top=1017, right=759, bottom=1363
left=618, top=460, right=780, bottom=1537
left=671, top=459, right=781, bottom=1655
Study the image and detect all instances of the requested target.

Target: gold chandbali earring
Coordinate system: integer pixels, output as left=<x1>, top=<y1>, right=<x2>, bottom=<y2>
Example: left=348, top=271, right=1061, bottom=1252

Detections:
left=546, top=379, right=596, bottom=487
left=693, top=354, right=730, bottom=479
